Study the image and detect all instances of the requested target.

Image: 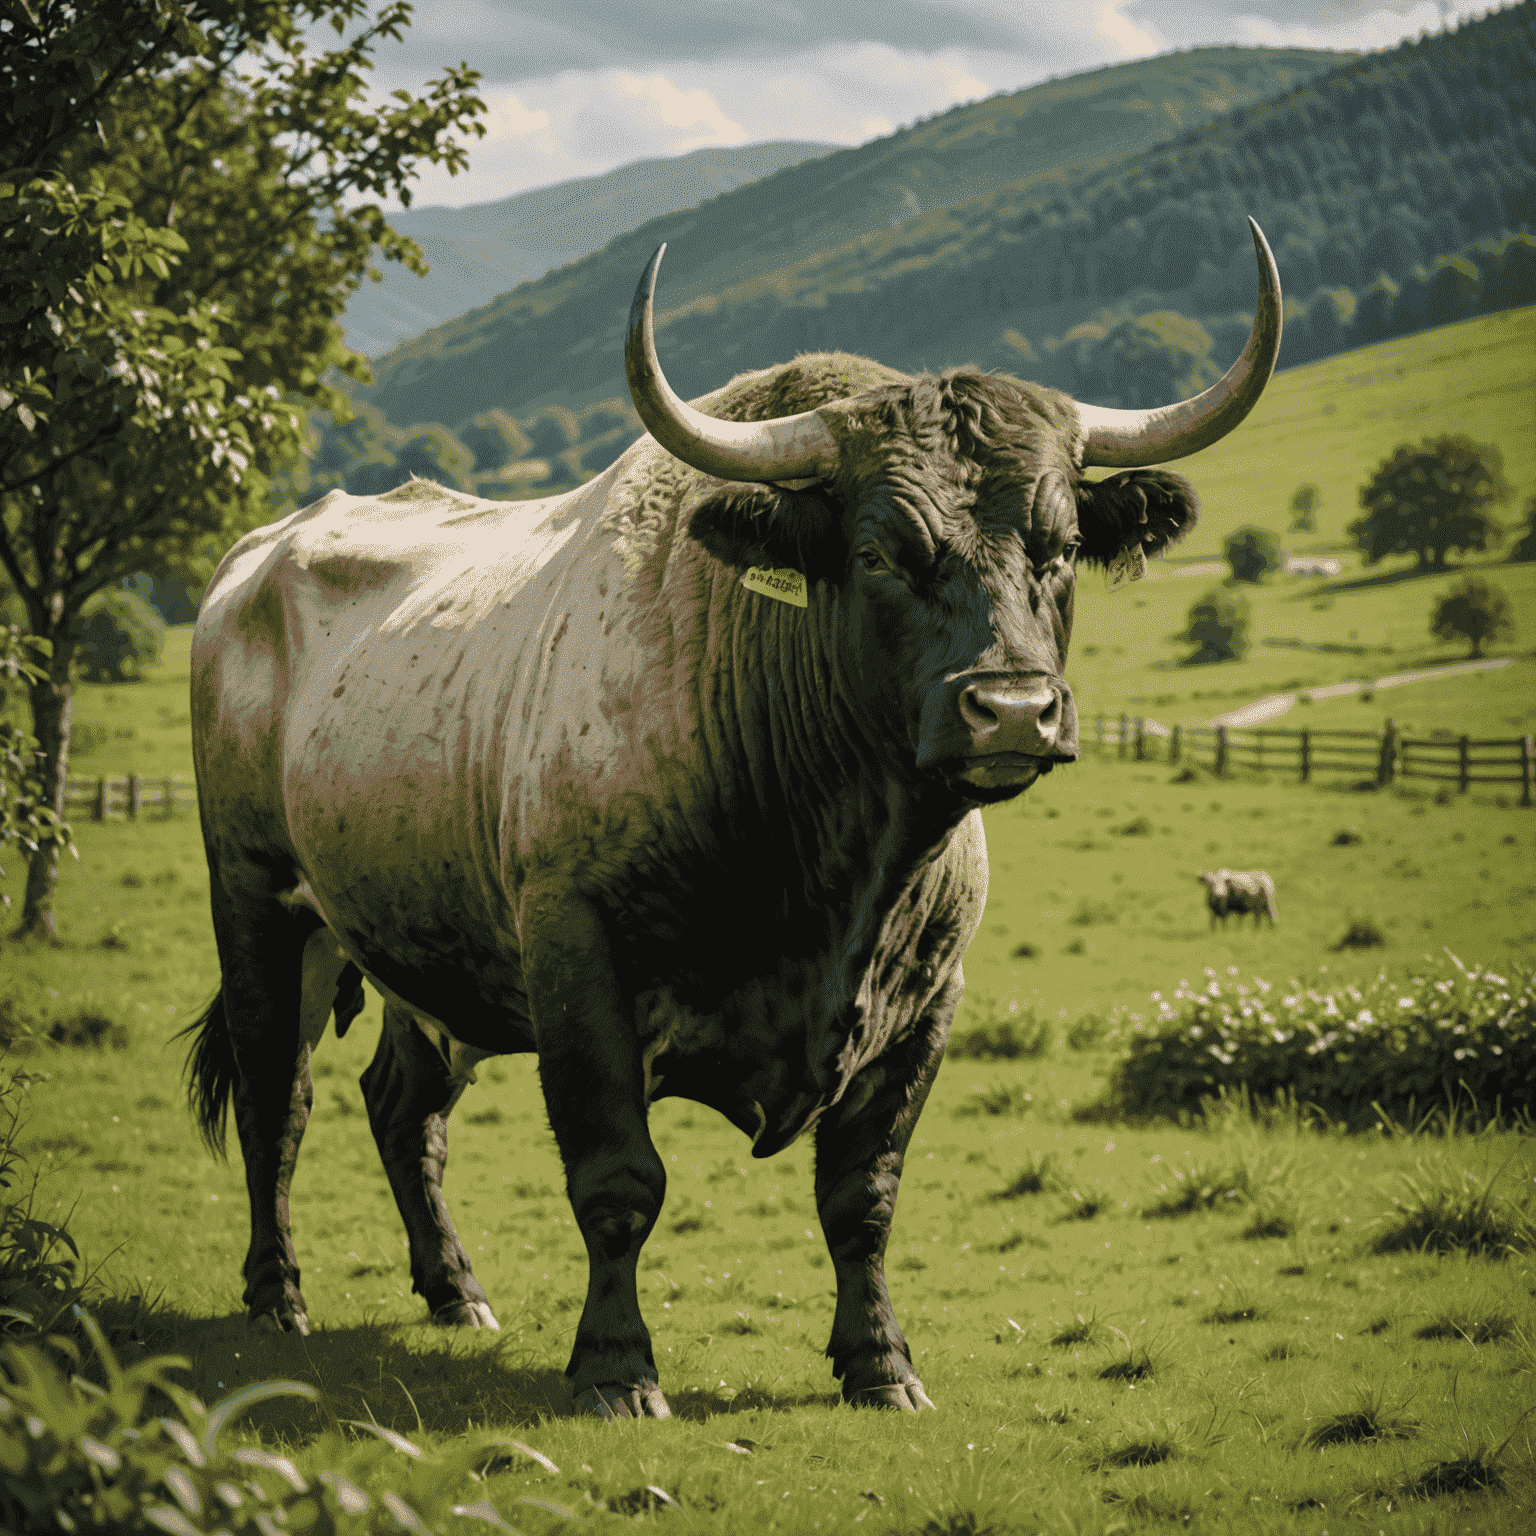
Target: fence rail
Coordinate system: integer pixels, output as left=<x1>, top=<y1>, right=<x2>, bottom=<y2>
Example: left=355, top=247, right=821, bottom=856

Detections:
left=1090, top=713, right=1534, bottom=804
left=63, top=774, right=196, bottom=821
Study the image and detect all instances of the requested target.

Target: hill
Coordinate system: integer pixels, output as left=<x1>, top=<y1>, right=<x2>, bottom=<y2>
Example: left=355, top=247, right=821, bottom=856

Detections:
left=340, top=141, right=837, bottom=358
left=356, top=45, right=1352, bottom=428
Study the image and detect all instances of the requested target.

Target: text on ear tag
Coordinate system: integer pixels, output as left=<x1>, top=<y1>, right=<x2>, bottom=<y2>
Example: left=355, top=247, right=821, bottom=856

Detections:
left=1107, top=544, right=1147, bottom=590
left=742, top=566, right=808, bottom=607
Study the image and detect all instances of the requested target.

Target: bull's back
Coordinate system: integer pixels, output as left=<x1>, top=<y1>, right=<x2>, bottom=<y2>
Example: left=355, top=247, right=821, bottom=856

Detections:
left=191, top=468, right=653, bottom=940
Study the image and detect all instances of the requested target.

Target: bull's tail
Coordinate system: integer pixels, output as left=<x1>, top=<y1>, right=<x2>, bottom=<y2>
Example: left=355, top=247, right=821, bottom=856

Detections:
left=178, top=991, right=237, bottom=1157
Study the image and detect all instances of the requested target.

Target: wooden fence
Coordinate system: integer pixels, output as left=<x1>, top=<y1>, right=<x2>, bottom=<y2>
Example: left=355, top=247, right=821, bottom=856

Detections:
left=1091, top=714, right=1535, bottom=805
left=63, top=774, right=197, bottom=821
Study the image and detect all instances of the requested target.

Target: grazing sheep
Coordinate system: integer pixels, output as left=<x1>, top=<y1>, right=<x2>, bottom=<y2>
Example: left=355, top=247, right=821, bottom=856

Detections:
left=1198, top=869, right=1277, bottom=928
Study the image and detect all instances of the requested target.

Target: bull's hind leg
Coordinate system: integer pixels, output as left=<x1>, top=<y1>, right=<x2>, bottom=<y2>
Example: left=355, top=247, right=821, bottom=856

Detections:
left=524, top=890, right=669, bottom=1420
left=204, top=880, right=350, bottom=1333
left=360, top=1002, right=499, bottom=1329
left=812, top=987, right=952, bottom=1413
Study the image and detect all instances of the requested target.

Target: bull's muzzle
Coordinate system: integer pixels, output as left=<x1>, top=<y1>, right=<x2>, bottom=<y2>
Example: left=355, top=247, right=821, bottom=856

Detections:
left=958, top=680, right=1075, bottom=760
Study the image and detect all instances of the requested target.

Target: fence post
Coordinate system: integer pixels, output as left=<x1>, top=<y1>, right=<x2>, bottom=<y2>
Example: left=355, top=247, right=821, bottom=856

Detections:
left=1300, top=729, right=1311, bottom=783
left=163, top=777, right=174, bottom=817
left=92, top=777, right=107, bottom=821
left=1255, top=730, right=1264, bottom=774
left=1117, top=712, right=1129, bottom=761
left=1377, top=718, right=1397, bottom=788
left=128, top=774, right=141, bottom=819
left=1458, top=735, right=1470, bottom=795
left=1522, top=734, right=1534, bottom=809
left=1134, top=718, right=1146, bottom=762
left=1170, top=724, right=1182, bottom=766
left=1214, top=724, right=1228, bottom=777
left=1094, top=715, right=1104, bottom=751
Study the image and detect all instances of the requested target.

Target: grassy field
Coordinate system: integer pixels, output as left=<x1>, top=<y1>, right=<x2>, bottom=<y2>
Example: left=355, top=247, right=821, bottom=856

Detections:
left=1066, top=304, right=1536, bottom=735
left=3, top=308, right=1535, bottom=1531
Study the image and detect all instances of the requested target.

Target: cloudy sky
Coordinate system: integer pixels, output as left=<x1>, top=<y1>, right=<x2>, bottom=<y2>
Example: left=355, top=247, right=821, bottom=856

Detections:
left=335, top=0, right=1480, bottom=208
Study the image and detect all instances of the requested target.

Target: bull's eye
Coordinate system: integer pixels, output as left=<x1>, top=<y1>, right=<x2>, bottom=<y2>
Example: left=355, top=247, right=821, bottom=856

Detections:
left=1062, top=535, right=1082, bottom=565
left=858, top=547, right=894, bottom=576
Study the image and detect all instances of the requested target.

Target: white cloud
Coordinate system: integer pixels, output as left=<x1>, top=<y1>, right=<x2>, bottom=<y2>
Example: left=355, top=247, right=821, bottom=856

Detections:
left=1094, top=0, right=1166, bottom=56
left=1226, top=2, right=1446, bottom=49
left=612, top=73, right=747, bottom=150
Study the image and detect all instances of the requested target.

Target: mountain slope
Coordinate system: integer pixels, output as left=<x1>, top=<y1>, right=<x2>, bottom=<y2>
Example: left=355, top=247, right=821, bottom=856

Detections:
left=342, top=141, right=836, bottom=356
left=360, top=45, right=1352, bottom=426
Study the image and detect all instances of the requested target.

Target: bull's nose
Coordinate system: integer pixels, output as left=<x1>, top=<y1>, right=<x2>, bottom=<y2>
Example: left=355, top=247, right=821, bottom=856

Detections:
left=959, top=682, right=1068, bottom=757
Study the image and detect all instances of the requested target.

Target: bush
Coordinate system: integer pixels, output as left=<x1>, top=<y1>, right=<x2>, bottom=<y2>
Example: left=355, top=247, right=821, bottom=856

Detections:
left=76, top=590, right=164, bottom=683
left=1179, top=587, right=1250, bottom=665
left=950, top=1005, right=1050, bottom=1060
left=1224, top=526, right=1282, bottom=583
left=1101, top=953, right=1536, bottom=1131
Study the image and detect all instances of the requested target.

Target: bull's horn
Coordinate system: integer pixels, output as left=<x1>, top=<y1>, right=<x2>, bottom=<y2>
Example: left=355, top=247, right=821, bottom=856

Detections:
left=625, top=244, right=840, bottom=483
left=1074, top=218, right=1282, bottom=468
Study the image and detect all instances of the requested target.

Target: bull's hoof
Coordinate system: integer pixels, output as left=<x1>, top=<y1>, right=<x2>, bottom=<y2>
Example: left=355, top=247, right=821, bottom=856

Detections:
left=573, top=1381, right=673, bottom=1420
left=432, top=1299, right=501, bottom=1331
left=250, top=1305, right=310, bottom=1337
left=846, top=1379, right=935, bottom=1412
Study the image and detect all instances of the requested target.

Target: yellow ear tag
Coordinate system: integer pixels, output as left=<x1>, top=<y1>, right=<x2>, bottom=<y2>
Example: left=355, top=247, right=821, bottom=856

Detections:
left=742, top=566, right=808, bottom=607
left=1106, top=544, right=1147, bottom=591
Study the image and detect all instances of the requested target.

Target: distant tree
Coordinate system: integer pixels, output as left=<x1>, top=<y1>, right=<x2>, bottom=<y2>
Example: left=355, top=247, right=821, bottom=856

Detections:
left=459, top=410, right=532, bottom=475
left=1180, top=587, right=1251, bottom=665
left=1073, top=312, right=1219, bottom=411
left=1349, top=437, right=1510, bottom=572
left=1508, top=494, right=1536, bottom=563
left=1225, top=526, right=1283, bottom=583
left=76, top=590, right=164, bottom=683
left=1290, top=483, right=1321, bottom=531
left=1430, top=577, right=1512, bottom=658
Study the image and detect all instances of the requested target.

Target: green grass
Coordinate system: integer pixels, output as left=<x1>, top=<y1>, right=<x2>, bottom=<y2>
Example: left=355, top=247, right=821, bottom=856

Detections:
left=3, top=309, right=1535, bottom=1531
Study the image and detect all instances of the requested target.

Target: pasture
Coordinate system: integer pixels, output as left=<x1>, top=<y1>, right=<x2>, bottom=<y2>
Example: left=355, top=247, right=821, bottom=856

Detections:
left=4, top=307, right=1536, bottom=1531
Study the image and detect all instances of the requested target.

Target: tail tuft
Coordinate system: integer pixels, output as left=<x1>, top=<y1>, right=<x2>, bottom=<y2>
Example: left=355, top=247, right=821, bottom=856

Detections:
left=177, top=992, right=236, bottom=1157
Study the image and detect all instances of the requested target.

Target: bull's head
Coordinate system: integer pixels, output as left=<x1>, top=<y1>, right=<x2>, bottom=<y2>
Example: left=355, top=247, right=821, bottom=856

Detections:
left=625, top=224, right=1281, bottom=803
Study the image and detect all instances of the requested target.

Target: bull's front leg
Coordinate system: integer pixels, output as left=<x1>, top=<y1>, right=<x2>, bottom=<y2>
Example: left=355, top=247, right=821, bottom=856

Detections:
left=813, top=986, right=951, bottom=1412
left=523, top=886, right=669, bottom=1420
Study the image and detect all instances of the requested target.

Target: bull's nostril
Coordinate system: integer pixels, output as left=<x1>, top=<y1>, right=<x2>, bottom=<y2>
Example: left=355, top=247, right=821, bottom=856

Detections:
left=1038, top=695, right=1059, bottom=724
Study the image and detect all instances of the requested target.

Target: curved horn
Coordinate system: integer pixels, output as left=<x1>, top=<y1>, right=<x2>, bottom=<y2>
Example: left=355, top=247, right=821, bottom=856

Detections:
left=625, top=243, right=839, bottom=483
left=1075, top=217, right=1282, bottom=468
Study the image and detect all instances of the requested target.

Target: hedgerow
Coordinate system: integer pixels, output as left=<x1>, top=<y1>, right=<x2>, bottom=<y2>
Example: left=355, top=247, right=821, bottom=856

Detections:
left=1101, top=952, right=1536, bottom=1130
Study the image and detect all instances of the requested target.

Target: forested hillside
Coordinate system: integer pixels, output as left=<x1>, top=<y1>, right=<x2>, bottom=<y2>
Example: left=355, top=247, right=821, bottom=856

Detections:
left=302, top=6, right=1534, bottom=506
left=356, top=46, right=1350, bottom=428
left=339, top=141, right=836, bottom=358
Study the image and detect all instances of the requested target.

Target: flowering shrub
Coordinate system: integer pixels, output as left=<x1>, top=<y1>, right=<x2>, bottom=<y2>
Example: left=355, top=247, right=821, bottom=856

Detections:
left=1102, top=953, right=1536, bottom=1130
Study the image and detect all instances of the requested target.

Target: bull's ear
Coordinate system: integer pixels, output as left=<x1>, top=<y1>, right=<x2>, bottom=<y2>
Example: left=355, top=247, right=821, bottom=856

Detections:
left=1075, top=468, right=1198, bottom=568
left=687, top=482, right=847, bottom=583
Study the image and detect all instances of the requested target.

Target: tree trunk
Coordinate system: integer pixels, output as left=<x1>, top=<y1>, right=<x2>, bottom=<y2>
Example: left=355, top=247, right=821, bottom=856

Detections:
left=14, top=633, right=76, bottom=942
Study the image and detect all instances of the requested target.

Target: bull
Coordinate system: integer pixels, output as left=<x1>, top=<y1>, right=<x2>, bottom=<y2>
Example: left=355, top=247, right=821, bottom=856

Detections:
left=184, top=221, right=1281, bottom=1418
left=1198, top=868, right=1278, bottom=927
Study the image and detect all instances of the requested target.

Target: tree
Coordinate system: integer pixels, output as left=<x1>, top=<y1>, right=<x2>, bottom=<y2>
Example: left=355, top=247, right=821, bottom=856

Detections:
left=1179, top=587, right=1251, bottom=665
left=76, top=590, right=164, bottom=683
left=1508, top=494, right=1536, bottom=562
left=1225, top=525, right=1283, bottom=583
left=1290, top=482, right=1321, bottom=531
left=1, top=629, right=72, bottom=911
left=1348, top=436, right=1510, bottom=574
left=1, top=1, right=485, bottom=938
left=1430, top=577, right=1512, bottom=658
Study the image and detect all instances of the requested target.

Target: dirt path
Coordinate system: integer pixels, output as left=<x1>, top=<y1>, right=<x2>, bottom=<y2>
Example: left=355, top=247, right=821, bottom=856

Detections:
left=1209, top=655, right=1519, bottom=729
